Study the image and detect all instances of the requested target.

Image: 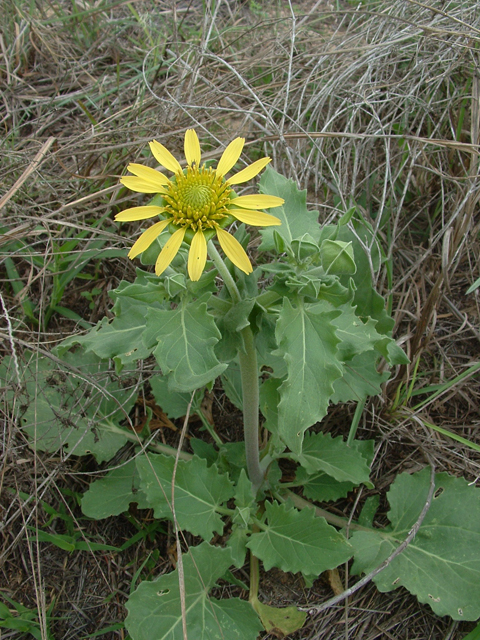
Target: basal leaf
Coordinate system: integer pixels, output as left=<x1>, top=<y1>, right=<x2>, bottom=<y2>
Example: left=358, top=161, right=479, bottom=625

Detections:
left=145, top=298, right=227, bottom=392
left=82, top=459, right=149, bottom=519
left=258, top=166, right=320, bottom=251
left=351, top=468, right=480, bottom=620
left=293, top=432, right=372, bottom=486
left=136, top=454, right=234, bottom=540
left=275, top=299, right=343, bottom=454
left=5, top=351, right=135, bottom=463
left=125, top=542, right=262, bottom=640
left=247, top=501, right=353, bottom=576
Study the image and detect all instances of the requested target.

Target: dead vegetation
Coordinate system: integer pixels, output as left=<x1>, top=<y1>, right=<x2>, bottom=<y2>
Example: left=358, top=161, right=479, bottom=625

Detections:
left=1, top=0, right=479, bottom=638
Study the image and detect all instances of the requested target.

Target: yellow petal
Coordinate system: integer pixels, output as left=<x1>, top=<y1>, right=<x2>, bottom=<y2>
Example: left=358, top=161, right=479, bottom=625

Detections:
left=232, top=194, right=284, bottom=210
left=216, top=137, right=245, bottom=177
left=127, top=163, right=170, bottom=187
left=215, top=226, right=253, bottom=275
left=116, top=206, right=166, bottom=222
left=227, top=157, right=271, bottom=185
left=120, top=176, right=167, bottom=194
left=155, top=227, right=186, bottom=276
left=128, top=220, right=170, bottom=259
left=149, top=140, right=183, bottom=174
left=184, top=129, right=201, bottom=167
left=228, top=208, right=281, bottom=227
left=188, top=230, right=207, bottom=281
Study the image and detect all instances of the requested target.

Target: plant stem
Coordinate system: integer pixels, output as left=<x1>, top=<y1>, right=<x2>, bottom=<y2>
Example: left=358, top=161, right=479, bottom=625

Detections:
left=238, top=325, right=264, bottom=493
left=207, top=240, right=241, bottom=304
left=249, top=549, right=260, bottom=605
left=207, top=240, right=264, bottom=493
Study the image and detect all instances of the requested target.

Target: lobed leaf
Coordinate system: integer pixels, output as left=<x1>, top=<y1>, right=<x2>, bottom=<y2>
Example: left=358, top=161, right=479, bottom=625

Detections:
left=247, top=501, right=353, bottom=576
left=136, top=454, right=234, bottom=540
left=145, top=297, right=227, bottom=392
left=293, top=432, right=372, bottom=485
left=275, top=299, right=343, bottom=454
left=2, top=351, right=135, bottom=463
left=59, top=296, right=155, bottom=373
left=351, top=468, right=480, bottom=620
left=82, top=459, right=150, bottom=519
left=258, top=166, right=321, bottom=251
left=125, top=542, right=262, bottom=640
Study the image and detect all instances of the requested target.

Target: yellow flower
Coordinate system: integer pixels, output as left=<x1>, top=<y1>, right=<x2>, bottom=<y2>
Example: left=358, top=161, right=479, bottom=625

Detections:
left=116, top=129, right=283, bottom=281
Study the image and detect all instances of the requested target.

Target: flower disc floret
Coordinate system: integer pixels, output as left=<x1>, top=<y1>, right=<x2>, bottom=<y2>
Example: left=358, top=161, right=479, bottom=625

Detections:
left=116, top=129, right=284, bottom=281
left=164, top=165, right=231, bottom=232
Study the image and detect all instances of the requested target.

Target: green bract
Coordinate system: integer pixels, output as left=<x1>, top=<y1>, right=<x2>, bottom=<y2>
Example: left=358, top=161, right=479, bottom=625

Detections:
left=4, top=165, right=480, bottom=639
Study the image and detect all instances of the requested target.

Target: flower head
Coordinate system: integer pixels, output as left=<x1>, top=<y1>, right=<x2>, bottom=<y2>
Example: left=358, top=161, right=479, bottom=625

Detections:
left=116, top=129, right=283, bottom=280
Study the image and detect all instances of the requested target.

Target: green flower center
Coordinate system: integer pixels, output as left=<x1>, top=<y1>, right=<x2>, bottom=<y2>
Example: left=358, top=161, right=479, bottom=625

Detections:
left=163, top=165, right=232, bottom=232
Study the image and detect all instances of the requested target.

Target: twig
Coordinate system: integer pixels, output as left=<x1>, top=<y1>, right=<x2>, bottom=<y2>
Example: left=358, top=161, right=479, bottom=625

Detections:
left=0, top=137, right=56, bottom=211
left=171, top=391, right=195, bottom=640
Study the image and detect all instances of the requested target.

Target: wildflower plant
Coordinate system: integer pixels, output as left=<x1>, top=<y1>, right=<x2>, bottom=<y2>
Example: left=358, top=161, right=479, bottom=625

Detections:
left=5, top=130, right=480, bottom=638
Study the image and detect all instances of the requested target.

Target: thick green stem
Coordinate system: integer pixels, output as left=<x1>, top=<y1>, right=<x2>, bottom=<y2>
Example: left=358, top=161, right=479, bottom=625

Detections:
left=249, top=548, right=260, bottom=605
left=238, top=325, right=264, bottom=493
left=207, top=241, right=264, bottom=493
left=207, top=240, right=241, bottom=304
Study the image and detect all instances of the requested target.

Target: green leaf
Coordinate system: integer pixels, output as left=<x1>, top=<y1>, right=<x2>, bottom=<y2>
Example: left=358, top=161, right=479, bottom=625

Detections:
left=462, top=623, right=480, bottom=640
left=59, top=296, right=154, bottom=372
left=125, top=542, right=262, bottom=640
left=190, top=439, right=218, bottom=466
left=145, top=298, right=227, bottom=392
left=4, top=351, right=135, bottom=463
left=82, top=459, right=150, bottom=519
left=232, top=469, right=256, bottom=527
left=218, top=442, right=247, bottom=484
left=258, top=166, right=321, bottom=251
left=296, top=467, right=355, bottom=502
left=358, top=495, right=380, bottom=528
left=331, top=303, right=383, bottom=362
left=351, top=468, right=480, bottom=620
left=221, top=359, right=243, bottom=410
left=114, top=269, right=168, bottom=304
left=336, top=224, right=393, bottom=334
left=275, top=299, right=343, bottom=453
left=331, top=350, right=390, bottom=404
left=136, top=454, right=234, bottom=540
left=29, top=530, right=119, bottom=552
left=247, top=501, right=353, bottom=576
left=150, top=375, right=203, bottom=419
left=293, top=432, right=372, bottom=486
left=321, top=239, right=356, bottom=275
left=259, top=377, right=281, bottom=433
left=227, top=525, right=249, bottom=568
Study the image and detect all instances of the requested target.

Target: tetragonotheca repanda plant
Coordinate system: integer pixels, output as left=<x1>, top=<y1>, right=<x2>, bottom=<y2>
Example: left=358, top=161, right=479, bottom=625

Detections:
left=9, top=128, right=479, bottom=639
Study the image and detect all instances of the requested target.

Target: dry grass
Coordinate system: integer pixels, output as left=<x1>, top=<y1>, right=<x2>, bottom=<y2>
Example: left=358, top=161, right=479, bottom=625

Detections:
left=1, top=0, right=480, bottom=638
